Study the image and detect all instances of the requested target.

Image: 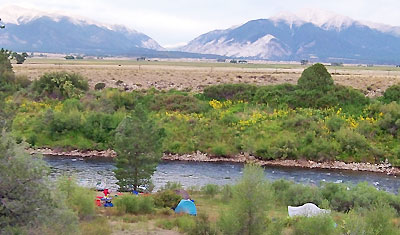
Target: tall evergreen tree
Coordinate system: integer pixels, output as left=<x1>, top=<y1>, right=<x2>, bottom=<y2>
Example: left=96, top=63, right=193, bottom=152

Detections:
left=114, top=103, right=164, bottom=191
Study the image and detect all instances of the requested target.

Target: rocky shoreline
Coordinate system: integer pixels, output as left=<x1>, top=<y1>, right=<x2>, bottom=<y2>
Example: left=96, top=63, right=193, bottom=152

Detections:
left=29, top=148, right=400, bottom=176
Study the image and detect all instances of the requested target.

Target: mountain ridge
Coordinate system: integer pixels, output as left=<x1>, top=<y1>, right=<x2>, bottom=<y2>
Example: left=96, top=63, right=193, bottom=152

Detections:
left=0, top=5, right=165, bottom=54
left=180, top=10, right=400, bottom=63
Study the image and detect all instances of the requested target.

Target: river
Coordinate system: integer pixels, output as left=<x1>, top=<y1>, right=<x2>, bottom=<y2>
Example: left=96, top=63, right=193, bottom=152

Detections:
left=44, top=156, right=400, bottom=194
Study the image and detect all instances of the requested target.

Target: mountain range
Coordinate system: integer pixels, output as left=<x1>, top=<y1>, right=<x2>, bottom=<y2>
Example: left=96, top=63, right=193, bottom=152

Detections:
left=1, top=6, right=400, bottom=63
left=180, top=10, right=400, bottom=64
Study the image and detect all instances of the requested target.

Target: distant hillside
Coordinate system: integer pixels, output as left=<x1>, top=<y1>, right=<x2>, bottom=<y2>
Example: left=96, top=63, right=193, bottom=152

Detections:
left=0, top=6, right=164, bottom=55
left=180, top=10, right=400, bottom=64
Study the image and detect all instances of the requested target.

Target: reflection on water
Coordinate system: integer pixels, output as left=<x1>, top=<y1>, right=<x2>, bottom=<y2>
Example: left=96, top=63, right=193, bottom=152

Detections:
left=44, top=156, right=400, bottom=193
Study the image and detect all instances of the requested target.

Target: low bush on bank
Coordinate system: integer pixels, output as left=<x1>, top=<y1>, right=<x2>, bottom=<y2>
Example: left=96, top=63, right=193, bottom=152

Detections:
left=114, top=195, right=155, bottom=215
left=202, top=184, right=220, bottom=198
left=292, top=215, right=337, bottom=235
left=57, top=177, right=95, bottom=219
left=153, top=190, right=182, bottom=209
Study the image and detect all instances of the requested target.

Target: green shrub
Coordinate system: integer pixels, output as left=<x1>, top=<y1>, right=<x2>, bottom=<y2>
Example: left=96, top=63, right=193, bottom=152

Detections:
left=297, top=63, right=334, bottom=91
left=211, top=143, right=231, bottom=157
left=202, top=184, right=219, bottom=198
left=114, top=195, right=139, bottom=214
left=138, top=196, right=155, bottom=214
left=283, top=183, right=323, bottom=207
left=292, top=215, right=337, bottom=235
left=57, top=177, right=95, bottom=219
left=269, top=134, right=299, bottom=160
left=161, top=181, right=183, bottom=191
left=335, top=128, right=370, bottom=160
left=219, top=164, right=272, bottom=235
left=114, top=195, right=155, bottom=214
left=333, top=85, right=369, bottom=114
left=0, top=49, right=16, bottom=93
left=265, top=218, right=285, bottom=235
left=340, top=210, right=369, bottom=235
left=221, top=185, right=234, bottom=202
left=15, top=74, right=32, bottom=88
left=340, top=206, right=399, bottom=235
left=299, top=137, right=339, bottom=161
left=32, top=71, right=89, bottom=99
left=271, top=179, right=292, bottom=203
left=203, top=83, right=258, bottom=101
left=295, top=89, right=338, bottom=109
left=326, top=116, right=345, bottom=132
left=364, top=204, right=398, bottom=235
left=356, top=120, right=377, bottom=139
left=150, top=93, right=209, bottom=113
left=382, top=84, right=400, bottom=104
left=156, top=219, right=175, bottom=230
left=283, top=114, right=315, bottom=131
left=351, top=183, right=396, bottom=211
left=94, top=82, right=106, bottom=90
left=153, top=190, right=182, bottom=208
left=175, top=215, right=196, bottom=233
left=320, top=182, right=354, bottom=212
left=378, top=102, right=400, bottom=137
left=253, top=83, right=296, bottom=107
left=188, top=213, right=218, bottom=235
left=83, top=112, right=123, bottom=144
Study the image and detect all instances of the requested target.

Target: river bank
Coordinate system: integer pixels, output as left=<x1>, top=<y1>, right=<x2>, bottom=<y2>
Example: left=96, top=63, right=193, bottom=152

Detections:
left=29, top=148, right=400, bottom=176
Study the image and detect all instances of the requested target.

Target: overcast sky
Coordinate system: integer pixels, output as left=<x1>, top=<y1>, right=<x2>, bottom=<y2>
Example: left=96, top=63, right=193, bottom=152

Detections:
left=1, top=0, right=400, bottom=47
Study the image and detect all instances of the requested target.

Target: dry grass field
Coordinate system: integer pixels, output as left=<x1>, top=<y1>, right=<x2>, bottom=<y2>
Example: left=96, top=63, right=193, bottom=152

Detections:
left=13, top=58, right=400, bottom=97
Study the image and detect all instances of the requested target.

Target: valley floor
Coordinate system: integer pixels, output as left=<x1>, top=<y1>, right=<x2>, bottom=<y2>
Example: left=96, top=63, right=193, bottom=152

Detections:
left=13, top=59, right=400, bottom=96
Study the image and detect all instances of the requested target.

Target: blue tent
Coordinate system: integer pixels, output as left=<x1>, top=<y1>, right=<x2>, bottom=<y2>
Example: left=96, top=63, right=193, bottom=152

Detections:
left=174, top=199, right=197, bottom=216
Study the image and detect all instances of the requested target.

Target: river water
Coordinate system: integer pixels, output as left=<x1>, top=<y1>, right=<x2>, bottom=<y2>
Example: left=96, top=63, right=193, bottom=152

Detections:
left=44, top=156, right=400, bottom=194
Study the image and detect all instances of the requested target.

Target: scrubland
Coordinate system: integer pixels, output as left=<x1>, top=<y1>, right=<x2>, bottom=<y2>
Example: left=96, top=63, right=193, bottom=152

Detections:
left=13, top=59, right=400, bottom=96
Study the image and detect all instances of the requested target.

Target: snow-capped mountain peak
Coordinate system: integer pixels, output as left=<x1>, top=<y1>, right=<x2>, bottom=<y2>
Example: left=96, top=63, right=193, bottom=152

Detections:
left=0, top=5, right=164, bottom=53
left=270, top=11, right=305, bottom=27
left=271, top=9, right=355, bottom=30
left=0, top=5, right=123, bottom=31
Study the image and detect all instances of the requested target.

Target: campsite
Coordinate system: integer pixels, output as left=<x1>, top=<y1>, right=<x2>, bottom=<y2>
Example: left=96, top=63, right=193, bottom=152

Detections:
left=2, top=1, right=400, bottom=233
left=62, top=164, right=400, bottom=235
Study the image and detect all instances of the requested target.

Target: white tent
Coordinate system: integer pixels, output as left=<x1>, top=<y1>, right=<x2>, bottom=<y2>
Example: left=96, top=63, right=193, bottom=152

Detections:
left=288, top=203, right=330, bottom=217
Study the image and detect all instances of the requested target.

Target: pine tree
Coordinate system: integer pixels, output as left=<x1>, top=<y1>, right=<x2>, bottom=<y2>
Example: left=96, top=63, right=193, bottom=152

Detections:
left=114, top=103, right=164, bottom=191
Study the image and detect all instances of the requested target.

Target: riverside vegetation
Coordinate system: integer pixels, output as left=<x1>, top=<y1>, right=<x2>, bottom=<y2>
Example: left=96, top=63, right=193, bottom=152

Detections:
left=2, top=140, right=400, bottom=235
left=1, top=60, right=400, bottom=166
